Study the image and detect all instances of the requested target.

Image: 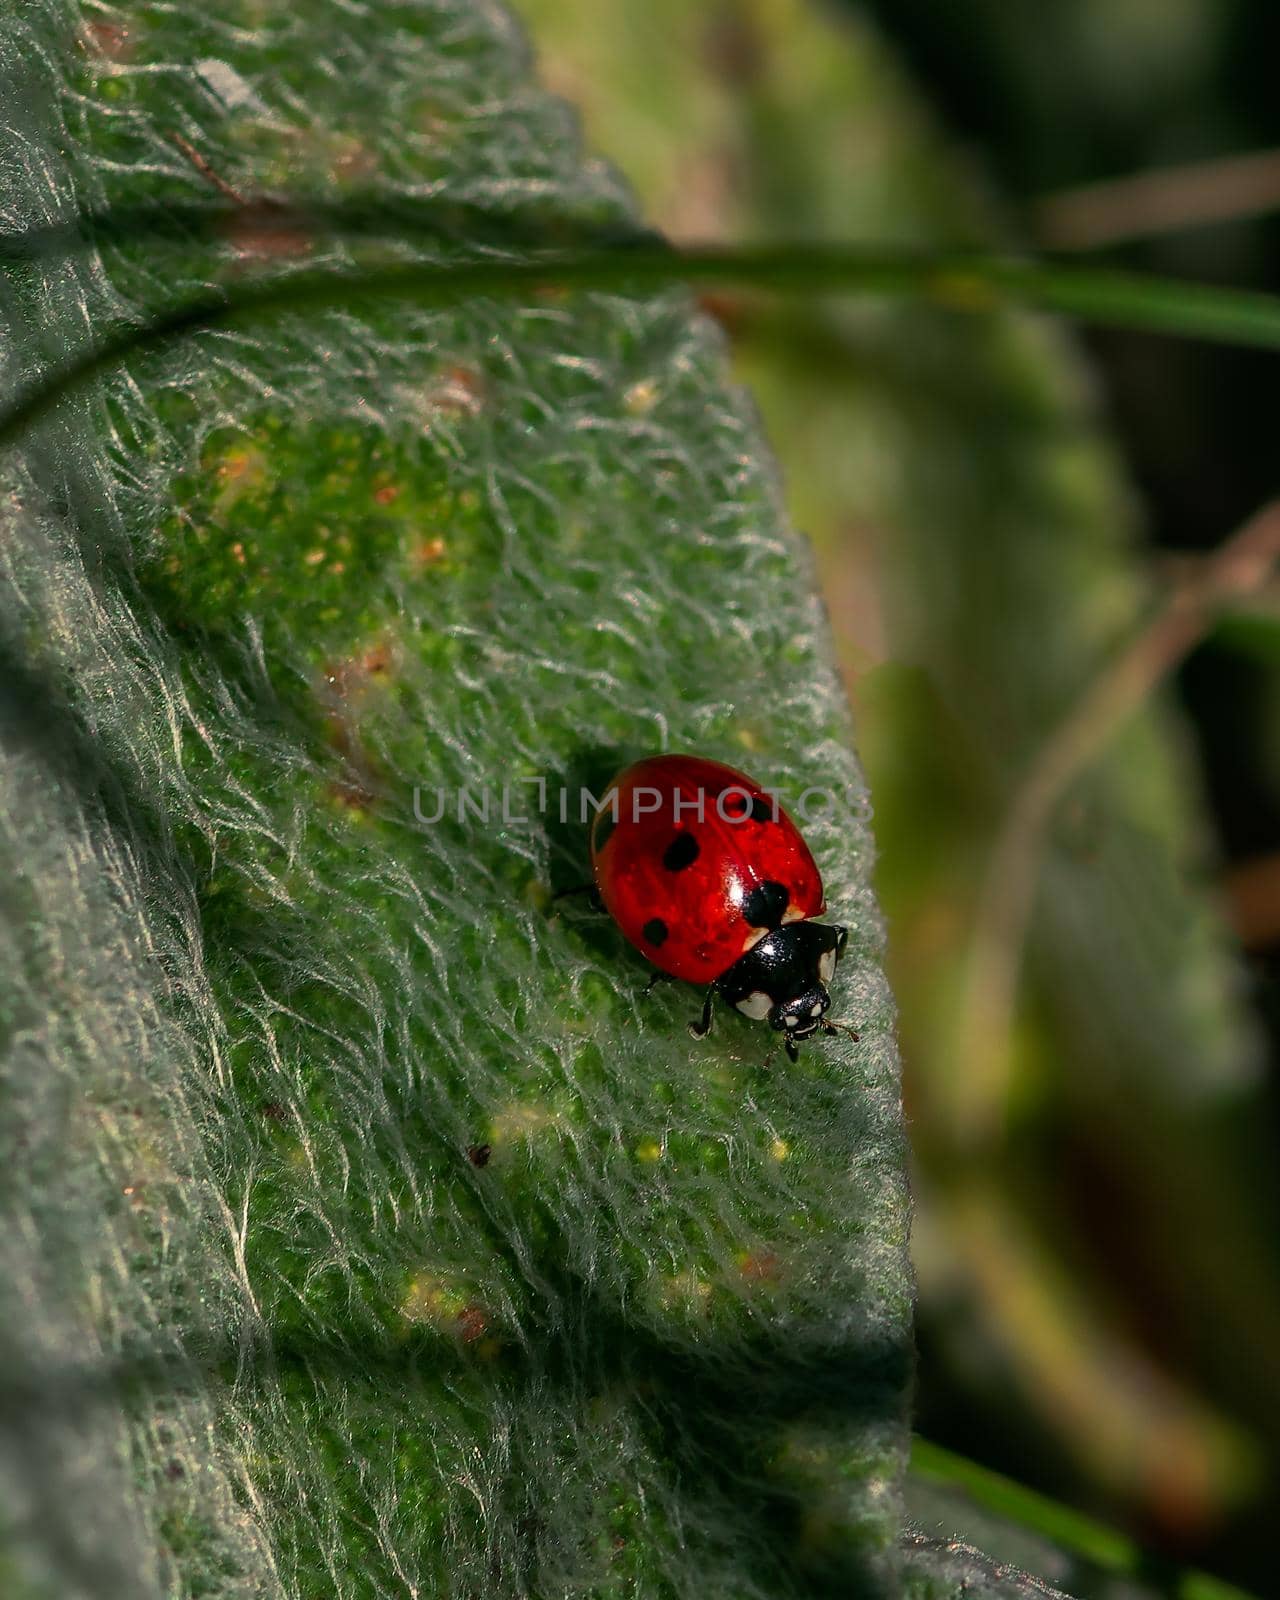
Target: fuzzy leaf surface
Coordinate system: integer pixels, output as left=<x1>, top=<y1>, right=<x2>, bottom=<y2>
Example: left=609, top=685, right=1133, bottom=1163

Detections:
left=0, top=2, right=911, bottom=1597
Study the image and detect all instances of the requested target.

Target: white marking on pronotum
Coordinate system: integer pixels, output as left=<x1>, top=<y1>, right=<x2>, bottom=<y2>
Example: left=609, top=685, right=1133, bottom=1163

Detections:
left=736, top=992, right=772, bottom=1021
left=808, top=1000, right=823, bottom=1018
left=818, top=950, right=836, bottom=985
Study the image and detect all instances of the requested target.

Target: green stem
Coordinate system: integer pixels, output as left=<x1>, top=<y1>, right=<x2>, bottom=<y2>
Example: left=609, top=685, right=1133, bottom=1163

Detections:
left=7, top=237, right=1280, bottom=450
left=911, top=1437, right=1260, bottom=1600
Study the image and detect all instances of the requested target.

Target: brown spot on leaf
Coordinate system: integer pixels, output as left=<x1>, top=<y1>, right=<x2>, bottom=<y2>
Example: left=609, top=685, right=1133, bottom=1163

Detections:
left=225, top=200, right=313, bottom=264
left=80, top=21, right=133, bottom=61
left=738, top=1251, right=782, bottom=1283
left=456, top=1303, right=488, bottom=1344
left=327, top=777, right=376, bottom=815
left=322, top=640, right=397, bottom=706
left=413, top=536, right=447, bottom=567
left=318, top=642, right=395, bottom=809
left=430, top=365, right=485, bottom=417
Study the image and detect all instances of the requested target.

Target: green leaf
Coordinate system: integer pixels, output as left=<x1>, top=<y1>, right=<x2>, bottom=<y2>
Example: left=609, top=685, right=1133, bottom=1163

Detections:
left=0, top=2, right=913, bottom=1597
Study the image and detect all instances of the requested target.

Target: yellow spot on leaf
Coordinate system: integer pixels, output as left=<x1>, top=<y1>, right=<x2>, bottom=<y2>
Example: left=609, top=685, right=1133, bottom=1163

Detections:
left=212, top=444, right=267, bottom=497
left=660, top=1271, right=712, bottom=1310
left=402, top=1272, right=467, bottom=1329
left=413, top=536, right=447, bottom=567
left=490, top=1101, right=558, bottom=1145
left=623, top=379, right=659, bottom=415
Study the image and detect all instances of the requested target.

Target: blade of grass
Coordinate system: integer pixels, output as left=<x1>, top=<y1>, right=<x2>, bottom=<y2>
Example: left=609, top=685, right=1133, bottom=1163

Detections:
left=8, top=238, right=1280, bottom=454
left=910, top=1438, right=1261, bottom=1600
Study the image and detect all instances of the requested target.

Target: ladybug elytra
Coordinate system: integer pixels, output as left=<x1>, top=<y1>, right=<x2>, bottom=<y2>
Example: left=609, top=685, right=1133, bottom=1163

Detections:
left=589, top=755, right=850, bottom=1060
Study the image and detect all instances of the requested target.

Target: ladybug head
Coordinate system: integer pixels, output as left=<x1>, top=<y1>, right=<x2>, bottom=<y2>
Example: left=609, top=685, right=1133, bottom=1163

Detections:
left=717, top=920, right=848, bottom=1040
left=770, top=983, right=831, bottom=1039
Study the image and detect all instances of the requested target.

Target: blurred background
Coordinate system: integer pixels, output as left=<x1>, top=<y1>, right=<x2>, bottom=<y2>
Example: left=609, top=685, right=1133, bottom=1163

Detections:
left=512, top=1, right=1280, bottom=1591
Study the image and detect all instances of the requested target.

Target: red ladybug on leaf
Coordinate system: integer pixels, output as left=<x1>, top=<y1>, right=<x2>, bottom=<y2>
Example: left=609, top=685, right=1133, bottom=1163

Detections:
left=588, top=755, right=851, bottom=1061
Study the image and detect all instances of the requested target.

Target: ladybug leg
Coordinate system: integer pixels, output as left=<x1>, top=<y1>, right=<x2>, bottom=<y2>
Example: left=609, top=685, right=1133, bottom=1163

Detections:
left=821, top=1021, right=861, bottom=1043
left=784, top=1036, right=800, bottom=1064
left=687, top=989, right=715, bottom=1040
left=643, top=969, right=678, bottom=996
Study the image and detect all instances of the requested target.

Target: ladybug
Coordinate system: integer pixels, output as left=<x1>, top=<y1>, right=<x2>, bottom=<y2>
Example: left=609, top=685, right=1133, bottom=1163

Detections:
left=589, top=754, right=850, bottom=1061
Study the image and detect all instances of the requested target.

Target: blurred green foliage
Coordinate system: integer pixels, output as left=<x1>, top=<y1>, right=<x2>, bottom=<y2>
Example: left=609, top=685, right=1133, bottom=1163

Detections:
left=513, top=0, right=1280, bottom=1591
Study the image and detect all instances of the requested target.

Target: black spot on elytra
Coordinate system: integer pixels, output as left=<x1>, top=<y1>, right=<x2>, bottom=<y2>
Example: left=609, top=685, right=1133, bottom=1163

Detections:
left=662, top=831, right=700, bottom=872
left=642, top=917, right=669, bottom=947
left=742, top=880, right=789, bottom=930
left=721, top=790, right=773, bottom=822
